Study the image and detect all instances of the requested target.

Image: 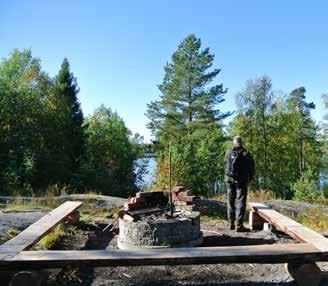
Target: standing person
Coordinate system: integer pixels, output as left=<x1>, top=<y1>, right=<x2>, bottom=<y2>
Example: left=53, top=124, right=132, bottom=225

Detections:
left=225, top=136, right=255, bottom=232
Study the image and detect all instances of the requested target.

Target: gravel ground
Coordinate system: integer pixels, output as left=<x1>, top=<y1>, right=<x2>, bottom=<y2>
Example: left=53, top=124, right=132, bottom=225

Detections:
left=45, top=221, right=305, bottom=286
left=0, top=210, right=48, bottom=241
left=1, top=198, right=328, bottom=285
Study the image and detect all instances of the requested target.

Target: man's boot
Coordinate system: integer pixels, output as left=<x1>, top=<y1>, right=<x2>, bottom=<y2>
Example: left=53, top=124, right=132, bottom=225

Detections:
left=236, top=224, right=249, bottom=232
left=229, top=222, right=235, bottom=230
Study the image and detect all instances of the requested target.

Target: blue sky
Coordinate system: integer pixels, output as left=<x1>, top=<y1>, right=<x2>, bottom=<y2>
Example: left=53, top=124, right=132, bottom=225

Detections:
left=1, top=0, right=327, bottom=141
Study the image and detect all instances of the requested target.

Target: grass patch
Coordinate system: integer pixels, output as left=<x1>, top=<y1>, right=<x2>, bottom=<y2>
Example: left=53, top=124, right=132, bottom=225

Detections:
left=213, top=189, right=277, bottom=203
left=79, top=204, right=120, bottom=224
left=295, top=208, right=328, bottom=232
left=36, top=224, right=79, bottom=250
left=0, top=236, right=6, bottom=244
left=248, top=190, right=277, bottom=202
left=200, top=208, right=226, bottom=225
left=37, top=225, right=66, bottom=250
left=6, top=227, right=20, bottom=238
left=3, top=202, right=52, bottom=212
left=2, top=189, right=62, bottom=212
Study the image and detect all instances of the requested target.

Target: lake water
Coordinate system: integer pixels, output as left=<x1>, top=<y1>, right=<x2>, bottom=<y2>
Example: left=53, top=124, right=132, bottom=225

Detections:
left=138, top=157, right=223, bottom=194
left=138, top=157, right=156, bottom=188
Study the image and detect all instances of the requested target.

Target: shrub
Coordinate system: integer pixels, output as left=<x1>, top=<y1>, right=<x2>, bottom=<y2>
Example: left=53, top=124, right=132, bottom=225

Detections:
left=323, top=184, right=328, bottom=199
left=292, top=171, right=321, bottom=203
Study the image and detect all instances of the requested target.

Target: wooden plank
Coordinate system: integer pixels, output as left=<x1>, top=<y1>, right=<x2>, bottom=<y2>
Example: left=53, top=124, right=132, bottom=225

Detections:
left=248, top=202, right=328, bottom=252
left=1, top=243, right=325, bottom=270
left=0, top=201, right=83, bottom=256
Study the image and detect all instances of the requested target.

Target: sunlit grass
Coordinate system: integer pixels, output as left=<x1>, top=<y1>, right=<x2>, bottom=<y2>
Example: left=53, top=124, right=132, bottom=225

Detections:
left=36, top=224, right=79, bottom=250
left=6, top=227, right=20, bottom=238
left=294, top=208, right=328, bottom=232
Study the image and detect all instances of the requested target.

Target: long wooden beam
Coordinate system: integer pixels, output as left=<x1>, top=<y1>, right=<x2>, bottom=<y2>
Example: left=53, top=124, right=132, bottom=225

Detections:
left=248, top=202, right=328, bottom=252
left=0, top=201, right=83, bottom=258
left=1, top=243, right=326, bottom=270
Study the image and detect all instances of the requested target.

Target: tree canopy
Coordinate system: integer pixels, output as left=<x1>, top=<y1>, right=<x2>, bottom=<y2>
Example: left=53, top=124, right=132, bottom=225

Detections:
left=0, top=49, right=145, bottom=197
left=0, top=39, right=326, bottom=202
left=146, top=34, right=229, bottom=195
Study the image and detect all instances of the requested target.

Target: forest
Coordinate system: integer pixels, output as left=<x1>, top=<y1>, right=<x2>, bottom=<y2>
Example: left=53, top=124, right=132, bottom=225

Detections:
left=0, top=34, right=327, bottom=201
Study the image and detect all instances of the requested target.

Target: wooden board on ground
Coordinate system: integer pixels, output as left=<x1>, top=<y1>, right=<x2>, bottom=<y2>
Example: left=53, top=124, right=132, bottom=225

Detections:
left=0, top=201, right=83, bottom=256
left=1, top=243, right=325, bottom=269
left=248, top=202, right=328, bottom=252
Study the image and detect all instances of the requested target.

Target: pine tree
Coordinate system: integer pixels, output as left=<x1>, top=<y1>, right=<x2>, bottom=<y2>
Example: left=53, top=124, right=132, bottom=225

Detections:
left=55, top=58, right=84, bottom=175
left=146, top=34, right=229, bottom=195
left=147, top=34, right=229, bottom=140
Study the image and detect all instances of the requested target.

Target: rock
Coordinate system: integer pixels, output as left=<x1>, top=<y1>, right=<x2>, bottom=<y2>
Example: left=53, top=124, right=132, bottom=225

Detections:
left=285, top=263, right=322, bottom=286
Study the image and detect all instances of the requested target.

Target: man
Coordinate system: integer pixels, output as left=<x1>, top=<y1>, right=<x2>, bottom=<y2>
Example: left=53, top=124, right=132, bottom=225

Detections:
left=225, top=136, right=255, bottom=232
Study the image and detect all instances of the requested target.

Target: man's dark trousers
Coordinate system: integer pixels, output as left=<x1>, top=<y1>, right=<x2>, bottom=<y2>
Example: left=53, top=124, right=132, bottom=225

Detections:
left=227, top=182, right=248, bottom=226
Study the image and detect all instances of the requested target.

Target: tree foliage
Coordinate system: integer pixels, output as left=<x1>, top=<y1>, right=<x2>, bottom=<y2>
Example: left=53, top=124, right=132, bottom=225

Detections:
left=79, top=105, right=141, bottom=196
left=146, top=34, right=229, bottom=195
left=320, top=94, right=328, bottom=187
left=54, top=58, right=84, bottom=170
left=0, top=49, right=144, bottom=196
left=231, top=77, right=322, bottom=199
left=235, top=76, right=272, bottom=189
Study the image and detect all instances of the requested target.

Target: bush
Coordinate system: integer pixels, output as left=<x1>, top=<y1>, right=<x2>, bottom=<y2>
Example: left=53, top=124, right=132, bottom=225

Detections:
left=292, top=171, right=321, bottom=203
left=323, top=184, right=328, bottom=199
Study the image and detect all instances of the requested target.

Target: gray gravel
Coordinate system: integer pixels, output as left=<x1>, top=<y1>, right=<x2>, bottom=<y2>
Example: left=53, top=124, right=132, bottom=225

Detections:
left=0, top=210, right=48, bottom=241
left=2, top=197, right=328, bottom=286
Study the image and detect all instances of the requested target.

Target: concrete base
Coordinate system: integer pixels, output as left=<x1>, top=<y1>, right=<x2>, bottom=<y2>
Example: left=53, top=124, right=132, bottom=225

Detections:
left=263, top=222, right=276, bottom=232
left=118, top=211, right=202, bottom=250
left=285, top=263, right=322, bottom=286
left=249, top=210, right=265, bottom=230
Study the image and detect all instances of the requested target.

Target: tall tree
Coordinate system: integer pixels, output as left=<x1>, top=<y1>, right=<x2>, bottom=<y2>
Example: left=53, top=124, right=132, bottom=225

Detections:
left=80, top=105, right=140, bottom=196
left=146, top=34, right=230, bottom=195
left=232, top=81, right=322, bottom=198
left=320, top=94, right=328, bottom=186
left=54, top=58, right=84, bottom=174
left=0, top=49, right=55, bottom=193
left=236, top=76, right=273, bottom=189
left=287, top=87, right=316, bottom=176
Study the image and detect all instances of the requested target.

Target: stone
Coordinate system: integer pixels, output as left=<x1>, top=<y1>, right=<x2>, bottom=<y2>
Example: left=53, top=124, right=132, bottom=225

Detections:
left=178, top=191, right=192, bottom=198
left=174, top=201, right=188, bottom=206
left=10, top=271, right=42, bottom=286
left=123, top=214, right=134, bottom=222
left=179, top=196, right=196, bottom=202
left=65, top=210, right=80, bottom=224
left=285, top=263, right=322, bottom=286
left=172, top=186, right=184, bottom=193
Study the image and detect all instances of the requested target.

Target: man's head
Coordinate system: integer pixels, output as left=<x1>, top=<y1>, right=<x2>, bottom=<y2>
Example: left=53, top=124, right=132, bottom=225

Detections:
left=233, top=136, right=243, bottom=148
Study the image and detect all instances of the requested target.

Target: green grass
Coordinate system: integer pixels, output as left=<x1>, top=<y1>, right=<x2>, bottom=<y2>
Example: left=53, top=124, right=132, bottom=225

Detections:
left=294, top=208, right=328, bottom=232
left=0, top=236, right=6, bottom=244
left=200, top=207, right=226, bottom=225
left=3, top=202, right=52, bottom=212
left=6, top=227, right=20, bottom=238
left=36, top=224, right=79, bottom=250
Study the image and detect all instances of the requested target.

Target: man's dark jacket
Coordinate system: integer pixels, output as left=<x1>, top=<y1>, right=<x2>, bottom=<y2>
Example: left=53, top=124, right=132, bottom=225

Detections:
left=224, top=146, right=255, bottom=185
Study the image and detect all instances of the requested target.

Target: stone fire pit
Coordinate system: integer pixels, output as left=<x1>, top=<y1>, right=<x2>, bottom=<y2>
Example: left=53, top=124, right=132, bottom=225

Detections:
left=117, top=188, right=203, bottom=249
